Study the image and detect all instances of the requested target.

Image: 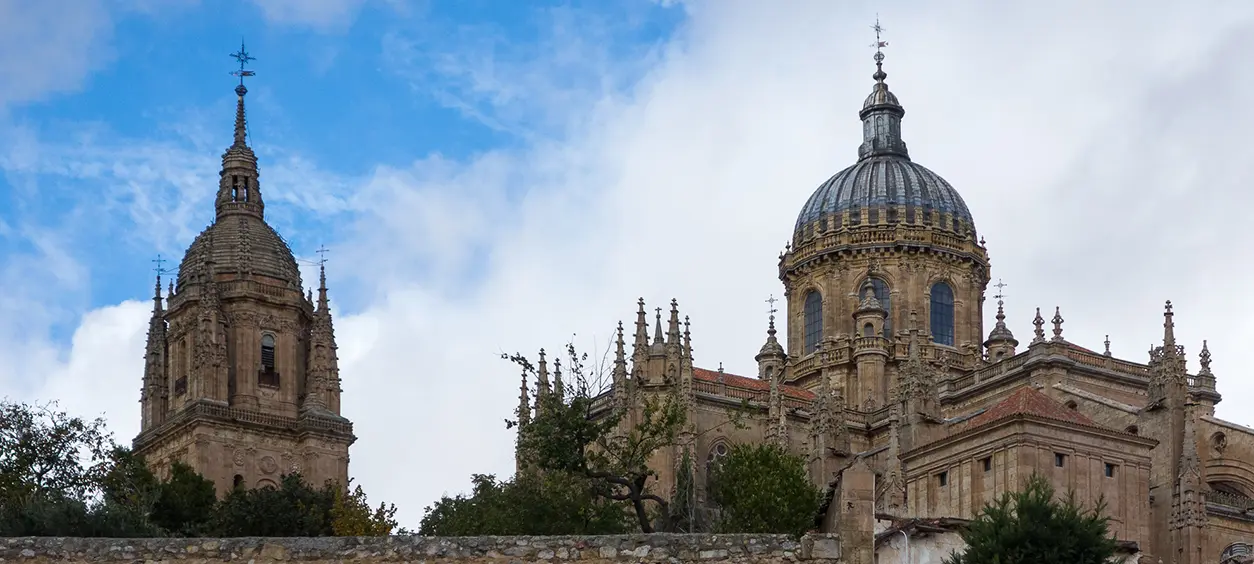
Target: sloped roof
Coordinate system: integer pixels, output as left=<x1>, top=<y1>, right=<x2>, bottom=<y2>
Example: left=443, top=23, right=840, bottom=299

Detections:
left=966, top=386, right=1096, bottom=429
left=692, top=367, right=816, bottom=401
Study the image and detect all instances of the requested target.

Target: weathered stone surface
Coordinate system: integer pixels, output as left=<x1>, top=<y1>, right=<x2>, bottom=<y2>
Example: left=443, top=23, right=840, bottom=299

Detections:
left=0, top=534, right=842, bottom=563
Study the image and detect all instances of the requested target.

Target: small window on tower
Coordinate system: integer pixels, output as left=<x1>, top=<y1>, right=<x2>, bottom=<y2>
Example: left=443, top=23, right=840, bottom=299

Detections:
left=982, top=457, right=992, bottom=472
left=1105, top=463, right=1117, bottom=478
left=1055, top=453, right=1067, bottom=467
left=259, top=334, right=279, bottom=387
left=937, top=471, right=948, bottom=487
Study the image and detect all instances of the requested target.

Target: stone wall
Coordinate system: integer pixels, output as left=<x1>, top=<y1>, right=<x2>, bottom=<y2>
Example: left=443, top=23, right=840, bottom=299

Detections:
left=0, top=534, right=843, bottom=564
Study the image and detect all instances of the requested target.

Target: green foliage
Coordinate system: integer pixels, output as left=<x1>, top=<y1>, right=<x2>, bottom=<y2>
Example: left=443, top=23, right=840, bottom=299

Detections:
left=944, top=474, right=1119, bottom=564
left=331, top=480, right=404, bottom=536
left=668, top=449, right=699, bottom=533
left=0, top=398, right=405, bottom=538
left=211, top=473, right=336, bottom=537
left=0, top=400, right=115, bottom=506
left=506, top=344, right=688, bottom=533
left=418, top=471, right=632, bottom=536
left=707, top=443, right=821, bottom=537
left=151, top=462, right=217, bottom=536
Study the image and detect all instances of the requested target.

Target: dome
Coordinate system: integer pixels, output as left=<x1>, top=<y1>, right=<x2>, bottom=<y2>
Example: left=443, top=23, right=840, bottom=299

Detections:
left=794, top=156, right=975, bottom=236
left=177, top=215, right=303, bottom=289
left=793, top=49, right=975, bottom=240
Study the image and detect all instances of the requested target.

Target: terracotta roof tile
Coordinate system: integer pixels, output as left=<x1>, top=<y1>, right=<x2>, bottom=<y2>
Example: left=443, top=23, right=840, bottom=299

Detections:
left=966, top=386, right=1096, bottom=429
left=692, top=367, right=816, bottom=401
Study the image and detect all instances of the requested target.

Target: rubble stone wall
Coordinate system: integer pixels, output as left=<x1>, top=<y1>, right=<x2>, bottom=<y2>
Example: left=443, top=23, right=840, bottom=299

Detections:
left=0, top=534, right=843, bottom=564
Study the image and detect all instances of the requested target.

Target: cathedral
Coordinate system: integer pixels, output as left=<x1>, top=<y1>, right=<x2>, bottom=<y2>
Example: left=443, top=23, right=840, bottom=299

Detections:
left=512, top=42, right=1254, bottom=564
left=132, top=70, right=355, bottom=496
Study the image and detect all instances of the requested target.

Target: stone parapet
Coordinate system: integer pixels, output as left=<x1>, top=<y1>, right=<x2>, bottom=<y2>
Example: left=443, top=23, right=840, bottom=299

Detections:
left=0, top=534, right=843, bottom=564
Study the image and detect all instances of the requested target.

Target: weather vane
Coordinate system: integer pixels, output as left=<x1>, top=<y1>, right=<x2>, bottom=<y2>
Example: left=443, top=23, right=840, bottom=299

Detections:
left=315, top=244, right=331, bottom=268
left=230, top=39, right=256, bottom=87
left=993, top=279, right=1008, bottom=302
left=766, top=294, right=779, bottom=317
left=870, top=16, right=888, bottom=54
left=152, top=254, right=170, bottom=277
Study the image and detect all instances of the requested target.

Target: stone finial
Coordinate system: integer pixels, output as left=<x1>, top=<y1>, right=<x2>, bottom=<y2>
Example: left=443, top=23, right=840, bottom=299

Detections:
left=1031, top=307, right=1046, bottom=344
left=1199, top=340, right=1213, bottom=376
left=1104, top=335, right=1111, bottom=357
left=1051, top=307, right=1064, bottom=341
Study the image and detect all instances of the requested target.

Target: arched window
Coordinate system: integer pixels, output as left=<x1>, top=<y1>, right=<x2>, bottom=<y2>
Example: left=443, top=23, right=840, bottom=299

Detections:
left=259, top=334, right=279, bottom=387
left=705, top=442, right=730, bottom=498
left=804, top=291, right=823, bottom=354
left=866, top=278, right=891, bottom=336
left=930, top=282, right=955, bottom=346
left=233, top=474, right=245, bottom=489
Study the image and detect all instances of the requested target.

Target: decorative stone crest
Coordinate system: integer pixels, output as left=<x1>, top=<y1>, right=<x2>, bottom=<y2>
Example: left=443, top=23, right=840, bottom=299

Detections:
left=260, top=455, right=278, bottom=475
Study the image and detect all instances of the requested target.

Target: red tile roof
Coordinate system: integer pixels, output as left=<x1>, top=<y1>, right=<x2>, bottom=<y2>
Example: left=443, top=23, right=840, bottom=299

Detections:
left=692, top=367, right=816, bottom=401
left=966, top=386, right=1096, bottom=429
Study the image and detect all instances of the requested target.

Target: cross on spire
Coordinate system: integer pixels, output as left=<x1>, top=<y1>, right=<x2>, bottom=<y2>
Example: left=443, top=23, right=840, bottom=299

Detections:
left=993, top=279, right=1008, bottom=301
left=229, top=40, right=256, bottom=87
left=765, top=294, right=779, bottom=316
left=152, top=254, right=168, bottom=277
left=871, top=15, right=888, bottom=53
left=315, top=244, right=330, bottom=269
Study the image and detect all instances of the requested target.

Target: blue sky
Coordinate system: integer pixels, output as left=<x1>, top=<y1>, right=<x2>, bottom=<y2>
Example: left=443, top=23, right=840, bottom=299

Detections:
left=7, top=0, right=1254, bottom=528
left=1, top=0, right=682, bottom=336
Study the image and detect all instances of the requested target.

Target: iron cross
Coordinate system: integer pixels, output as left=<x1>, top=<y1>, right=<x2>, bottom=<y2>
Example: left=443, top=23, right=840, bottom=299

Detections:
left=766, top=294, right=779, bottom=316
left=230, top=40, right=256, bottom=85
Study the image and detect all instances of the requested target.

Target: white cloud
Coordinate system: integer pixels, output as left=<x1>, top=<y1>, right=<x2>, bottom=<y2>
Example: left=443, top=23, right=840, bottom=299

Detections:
left=0, top=0, right=115, bottom=110
left=249, top=0, right=368, bottom=31
left=13, top=0, right=1254, bottom=532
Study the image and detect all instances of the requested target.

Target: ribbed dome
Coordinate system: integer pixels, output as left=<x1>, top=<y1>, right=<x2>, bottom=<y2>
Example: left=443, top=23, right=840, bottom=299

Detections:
left=176, top=81, right=301, bottom=290
left=794, top=157, right=975, bottom=236
left=793, top=46, right=975, bottom=240
left=177, top=215, right=302, bottom=289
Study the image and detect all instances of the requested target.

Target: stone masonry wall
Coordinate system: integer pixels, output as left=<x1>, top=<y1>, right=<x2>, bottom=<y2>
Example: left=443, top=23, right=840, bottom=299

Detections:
left=0, top=534, right=843, bottom=564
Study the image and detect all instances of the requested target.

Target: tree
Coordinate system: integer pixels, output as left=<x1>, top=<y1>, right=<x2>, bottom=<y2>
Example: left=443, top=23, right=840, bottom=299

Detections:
left=211, top=473, right=336, bottom=537
left=330, top=480, right=404, bottom=536
left=0, top=400, right=115, bottom=505
left=944, top=474, right=1119, bottom=564
left=0, top=400, right=160, bottom=537
left=707, top=443, right=821, bottom=537
left=151, top=461, right=217, bottom=536
left=418, top=471, right=632, bottom=536
left=507, top=344, right=687, bottom=533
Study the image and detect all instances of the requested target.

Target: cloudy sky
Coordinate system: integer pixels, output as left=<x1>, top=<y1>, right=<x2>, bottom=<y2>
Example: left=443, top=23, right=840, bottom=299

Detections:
left=4, top=0, right=1254, bottom=527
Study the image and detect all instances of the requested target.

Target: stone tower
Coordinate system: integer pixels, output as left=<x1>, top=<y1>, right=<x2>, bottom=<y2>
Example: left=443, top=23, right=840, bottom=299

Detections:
left=778, top=38, right=989, bottom=414
left=133, top=70, right=355, bottom=496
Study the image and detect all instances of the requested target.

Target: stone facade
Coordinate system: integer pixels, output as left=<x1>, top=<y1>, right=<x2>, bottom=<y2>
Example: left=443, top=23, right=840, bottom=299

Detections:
left=132, top=80, right=355, bottom=496
left=509, top=43, right=1254, bottom=564
left=0, top=535, right=842, bottom=564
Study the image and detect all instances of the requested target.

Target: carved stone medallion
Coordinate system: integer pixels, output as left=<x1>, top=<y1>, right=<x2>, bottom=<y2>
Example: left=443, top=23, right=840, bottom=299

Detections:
left=260, top=455, right=278, bottom=475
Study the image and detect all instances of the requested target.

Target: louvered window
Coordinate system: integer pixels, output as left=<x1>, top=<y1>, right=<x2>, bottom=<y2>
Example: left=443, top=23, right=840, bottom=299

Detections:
left=259, top=334, right=279, bottom=387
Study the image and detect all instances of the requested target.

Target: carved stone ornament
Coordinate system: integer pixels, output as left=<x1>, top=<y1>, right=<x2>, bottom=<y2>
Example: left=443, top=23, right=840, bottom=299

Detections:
left=260, top=455, right=278, bottom=475
left=232, top=448, right=245, bottom=467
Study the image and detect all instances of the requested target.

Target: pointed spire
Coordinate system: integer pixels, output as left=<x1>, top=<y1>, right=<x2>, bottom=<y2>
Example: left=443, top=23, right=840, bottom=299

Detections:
left=517, top=367, right=530, bottom=428
left=216, top=41, right=264, bottom=220
left=316, top=260, right=330, bottom=313
left=1031, top=307, right=1046, bottom=344
left=614, top=321, right=627, bottom=367
left=758, top=294, right=786, bottom=363
left=1163, top=300, right=1176, bottom=347
left=682, top=315, right=692, bottom=359
left=152, top=272, right=164, bottom=314
left=1051, top=307, right=1065, bottom=341
left=536, top=348, right=551, bottom=398
left=858, top=17, right=909, bottom=161
left=651, top=306, right=665, bottom=353
left=667, top=298, right=682, bottom=346
left=553, top=357, right=564, bottom=400
left=633, top=298, right=648, bottom=352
